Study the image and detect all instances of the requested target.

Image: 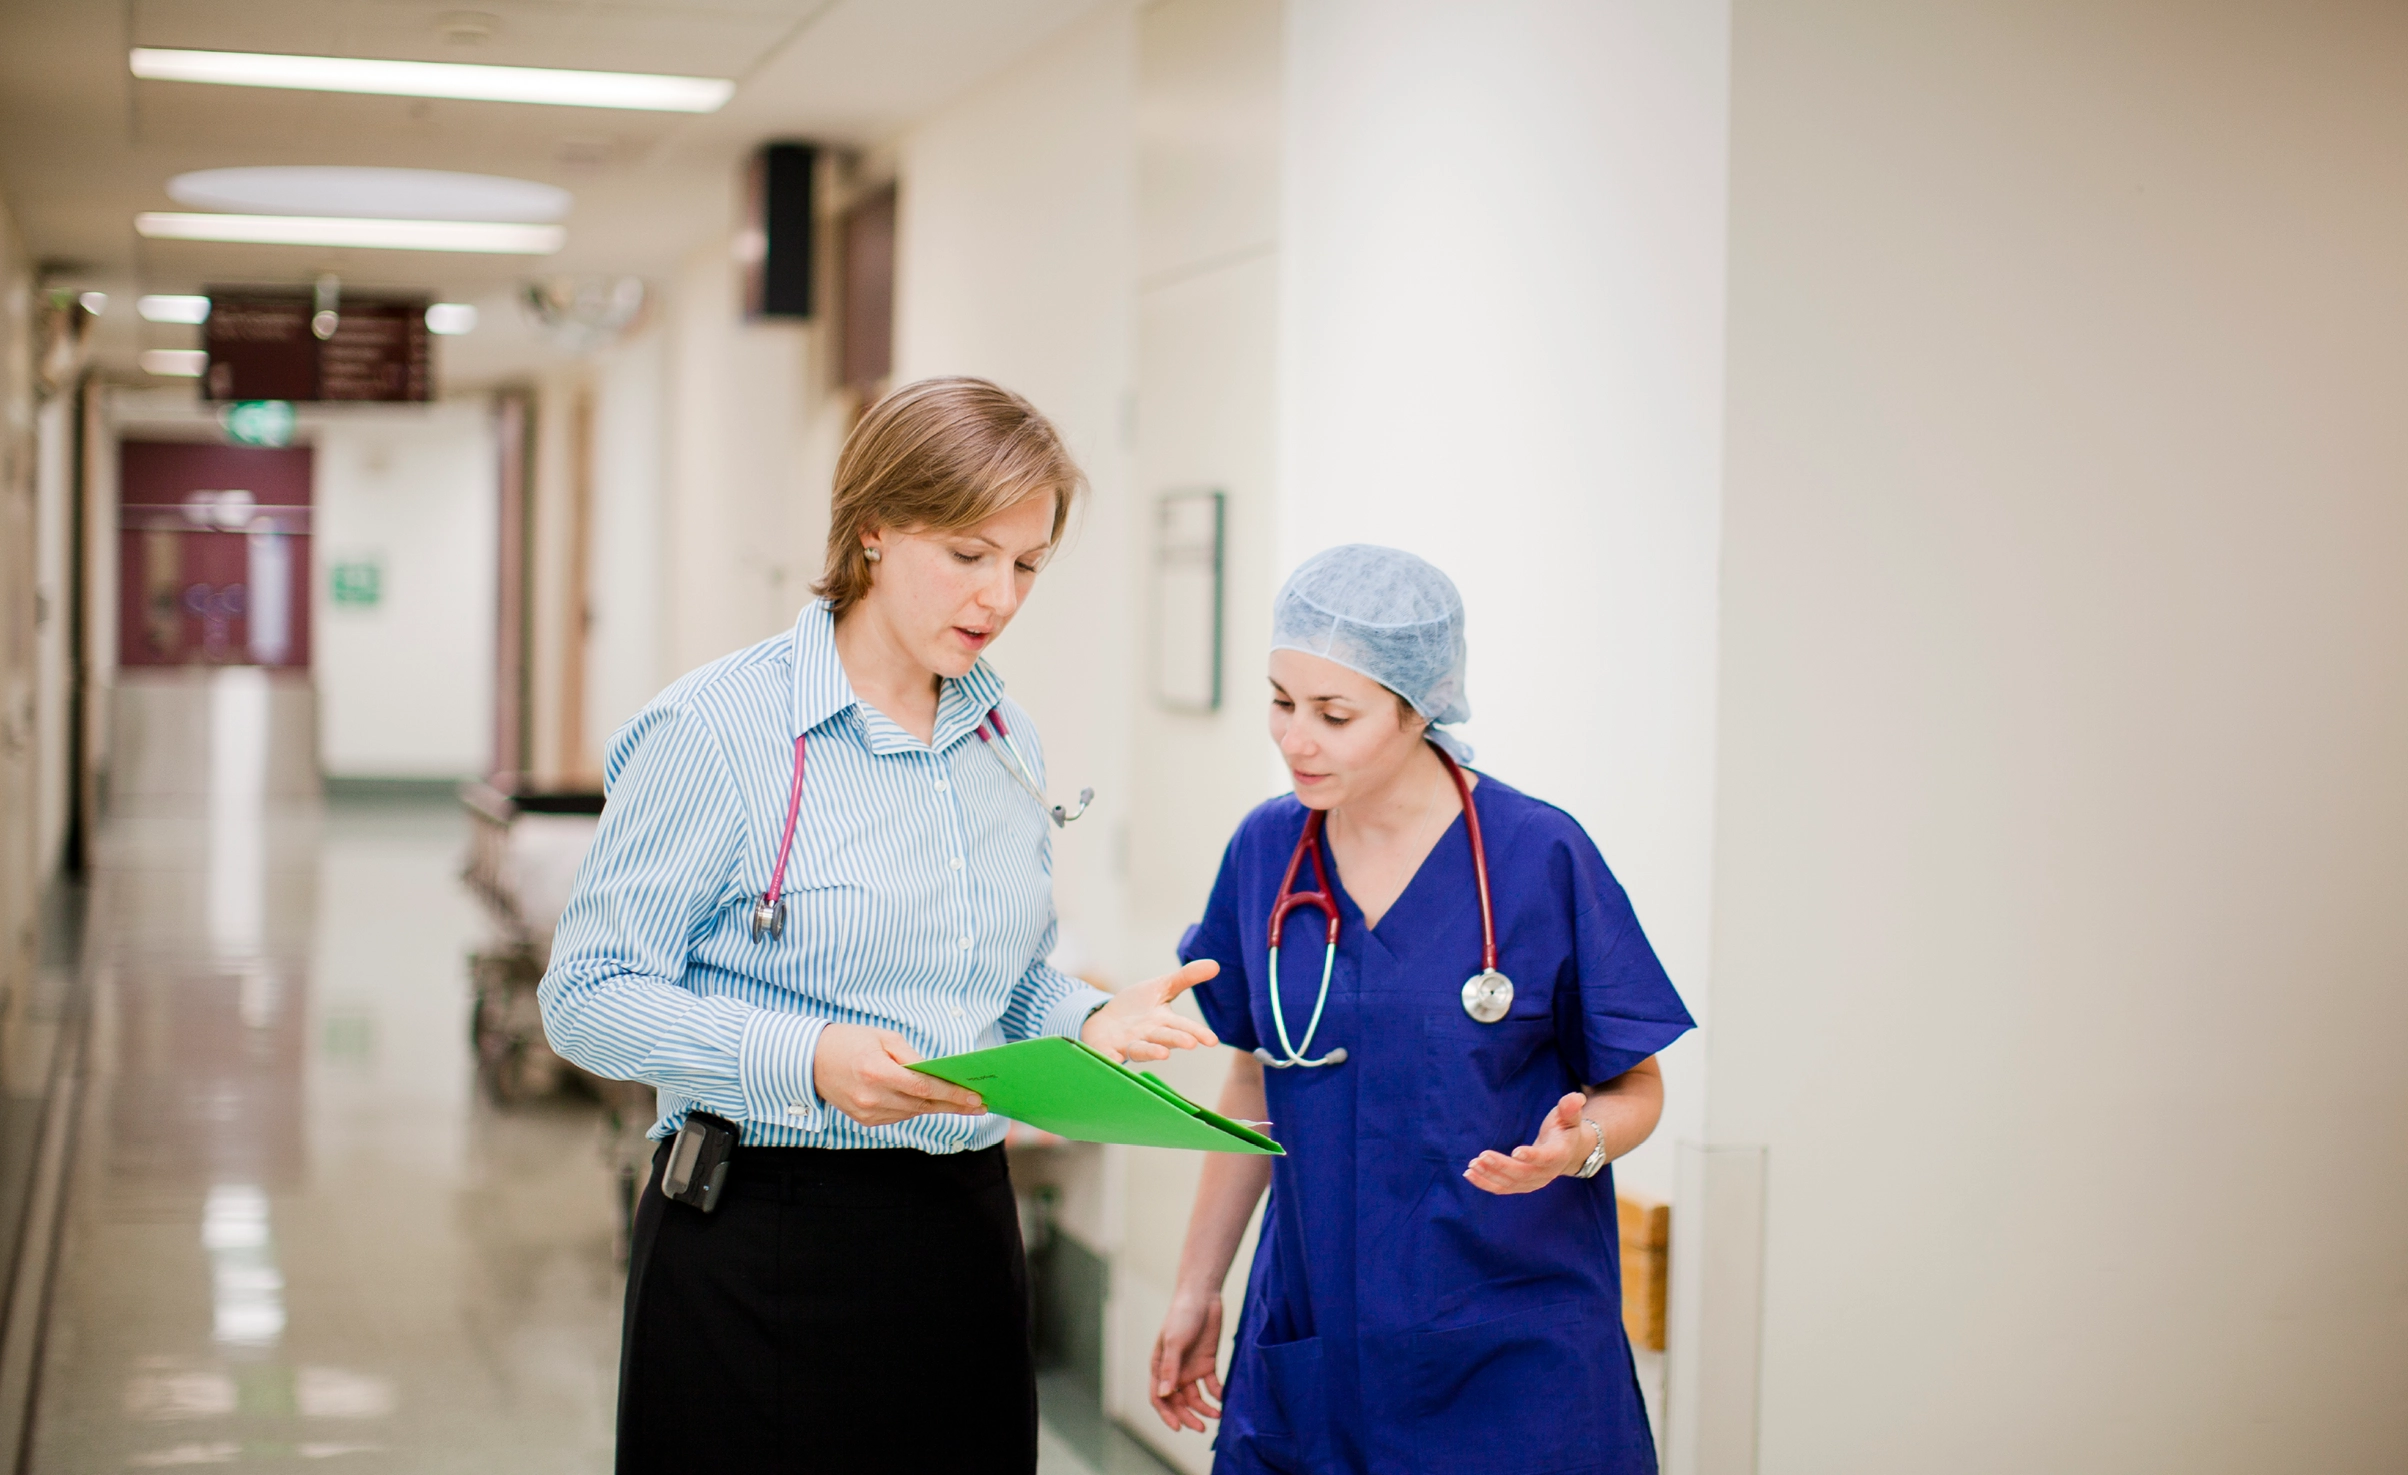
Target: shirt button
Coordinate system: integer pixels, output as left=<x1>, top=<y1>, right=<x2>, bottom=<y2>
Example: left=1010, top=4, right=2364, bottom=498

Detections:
left=958, top=936, right=973, bottom=950
left=934, top=779, right=949, bottom=793
left=950, top=1006, right=965, bottom=1019
left=950, top=856, right=964, bottom=870
left=787, top=1105, right=808, bottom=1119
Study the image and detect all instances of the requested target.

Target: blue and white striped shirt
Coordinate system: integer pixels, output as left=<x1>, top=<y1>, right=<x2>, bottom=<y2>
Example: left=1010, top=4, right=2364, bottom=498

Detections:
left=538, top=600, right=1111, bottom=1153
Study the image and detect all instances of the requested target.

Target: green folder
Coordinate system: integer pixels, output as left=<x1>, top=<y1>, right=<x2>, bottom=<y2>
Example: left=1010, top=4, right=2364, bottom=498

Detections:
left=911, top=1037, right=1283, bottom=1154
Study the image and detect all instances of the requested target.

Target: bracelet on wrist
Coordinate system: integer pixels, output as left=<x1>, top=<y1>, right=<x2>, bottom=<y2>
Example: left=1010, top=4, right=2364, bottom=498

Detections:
left=1571, top=1118, right=1607, bottom=1180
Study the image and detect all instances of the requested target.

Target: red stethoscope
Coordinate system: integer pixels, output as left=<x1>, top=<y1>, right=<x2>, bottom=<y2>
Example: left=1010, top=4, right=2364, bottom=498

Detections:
left=749, top=708, right=1095, bottom=941
left=1253, top=740, right=1512, bottom=1069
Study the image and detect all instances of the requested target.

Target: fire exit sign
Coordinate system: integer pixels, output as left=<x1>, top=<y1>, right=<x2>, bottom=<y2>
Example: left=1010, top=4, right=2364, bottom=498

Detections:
left=330, top=559, right=382, bottom=607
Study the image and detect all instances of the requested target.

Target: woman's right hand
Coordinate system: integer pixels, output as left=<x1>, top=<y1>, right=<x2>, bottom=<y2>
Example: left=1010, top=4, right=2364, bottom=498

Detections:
left=1149, top=1290, right=1226, bottom=1433
left=812, top=1023, right=985, bottom=1126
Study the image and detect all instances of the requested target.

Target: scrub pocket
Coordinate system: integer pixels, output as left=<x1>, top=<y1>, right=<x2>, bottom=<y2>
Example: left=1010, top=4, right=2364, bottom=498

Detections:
left=1386, top=1304, right=1604, bottom=1474
left=1225, top=1332, right=1330, bottom=1474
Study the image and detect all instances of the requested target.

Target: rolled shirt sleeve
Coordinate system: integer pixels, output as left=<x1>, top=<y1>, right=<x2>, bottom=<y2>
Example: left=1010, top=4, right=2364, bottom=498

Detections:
left=539, top=704, right=828, bottom=1131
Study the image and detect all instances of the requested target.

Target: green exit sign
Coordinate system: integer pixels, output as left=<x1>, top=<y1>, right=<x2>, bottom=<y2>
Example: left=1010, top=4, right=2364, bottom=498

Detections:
left=222, top=399, right=296, bottom=448
left=330, top=560, right=381, bottom=607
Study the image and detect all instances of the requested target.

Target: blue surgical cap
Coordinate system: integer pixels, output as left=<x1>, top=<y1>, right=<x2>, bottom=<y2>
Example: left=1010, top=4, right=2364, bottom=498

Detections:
left=1270, top=544, right=1471, bottom=761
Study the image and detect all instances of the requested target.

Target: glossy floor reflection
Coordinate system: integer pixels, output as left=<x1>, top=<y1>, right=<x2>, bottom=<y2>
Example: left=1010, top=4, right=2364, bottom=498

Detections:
left=30, top=794, right=622, bottom=1472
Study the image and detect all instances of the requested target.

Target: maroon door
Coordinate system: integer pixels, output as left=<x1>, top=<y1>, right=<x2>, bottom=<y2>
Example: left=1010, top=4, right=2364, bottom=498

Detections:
left=118, top=441, right=312, bottom=670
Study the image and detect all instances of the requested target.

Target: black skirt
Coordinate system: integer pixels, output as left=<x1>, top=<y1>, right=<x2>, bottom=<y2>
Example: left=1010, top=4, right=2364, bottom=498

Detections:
left=616, top=1140, right=1036, bottom=1474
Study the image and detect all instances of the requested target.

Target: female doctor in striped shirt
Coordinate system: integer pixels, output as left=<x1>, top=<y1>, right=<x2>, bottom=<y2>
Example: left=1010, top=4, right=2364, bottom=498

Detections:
left=540, top=378, right=1217, bottom=1475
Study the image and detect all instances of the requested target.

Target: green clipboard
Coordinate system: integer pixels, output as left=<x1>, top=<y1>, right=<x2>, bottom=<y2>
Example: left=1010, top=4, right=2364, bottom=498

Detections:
left=911, top=1037, right=1283, bottom=1154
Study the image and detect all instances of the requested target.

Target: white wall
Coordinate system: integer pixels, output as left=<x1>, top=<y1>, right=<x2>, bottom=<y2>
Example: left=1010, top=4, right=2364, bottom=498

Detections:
left=659, top=227, right=833, bottom=682
left=892, top=0, right=1142, bottom=997
left=1280, top=0, right=1732, bottom=1205
left=585, top=328, right=668, bottom=747
left=1711, top=3, right=2408, bottom=1470
left=314, top=402, right=499, bottom=779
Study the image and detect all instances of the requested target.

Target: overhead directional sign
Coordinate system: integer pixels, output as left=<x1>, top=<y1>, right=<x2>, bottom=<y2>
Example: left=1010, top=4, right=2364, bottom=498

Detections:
left=203, top=289, right=431, bottom=403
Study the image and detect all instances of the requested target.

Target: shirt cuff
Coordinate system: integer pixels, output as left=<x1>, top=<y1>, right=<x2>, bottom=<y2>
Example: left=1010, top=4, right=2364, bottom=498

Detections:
left=739, top=1009, right=829, bottom=1133
left=1043, top=984, right=1115, bottom=1046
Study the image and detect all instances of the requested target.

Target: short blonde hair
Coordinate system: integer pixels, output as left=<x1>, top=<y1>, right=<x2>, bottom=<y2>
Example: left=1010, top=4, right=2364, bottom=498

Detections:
left=815, top=377, right=1085, bottom=617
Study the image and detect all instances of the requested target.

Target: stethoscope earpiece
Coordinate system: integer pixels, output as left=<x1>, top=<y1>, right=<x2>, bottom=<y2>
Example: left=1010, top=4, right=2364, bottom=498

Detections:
left=1049, top=786, right=1096, bottom=827
left=979, top=713, right=1093, bottom=829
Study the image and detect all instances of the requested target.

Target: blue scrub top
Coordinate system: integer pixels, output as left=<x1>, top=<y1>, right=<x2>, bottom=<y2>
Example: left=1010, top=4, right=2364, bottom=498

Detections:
left=1181, top=776, right=1694, bottom=1475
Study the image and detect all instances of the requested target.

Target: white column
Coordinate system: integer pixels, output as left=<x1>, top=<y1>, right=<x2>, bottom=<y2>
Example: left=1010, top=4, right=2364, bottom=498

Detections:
left=1279, top=0, right=1732, bottom=1206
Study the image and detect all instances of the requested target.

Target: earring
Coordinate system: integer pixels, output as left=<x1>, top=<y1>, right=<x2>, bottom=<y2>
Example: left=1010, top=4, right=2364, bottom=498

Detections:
left=863, top=546, right=881, bottom=563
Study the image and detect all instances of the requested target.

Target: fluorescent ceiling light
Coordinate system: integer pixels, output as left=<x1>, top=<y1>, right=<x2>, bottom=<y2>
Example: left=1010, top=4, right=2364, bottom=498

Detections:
left=136, top=212, right=562, bottom=255
left=425, top=303, right=479, bottom=335
left=139, top=294, right=212, bottom=324
left=169, top=167, right=569, bottom=223
left=129, top=47, right=734, bottom=113
left=141, top=349, right=208, bottom=377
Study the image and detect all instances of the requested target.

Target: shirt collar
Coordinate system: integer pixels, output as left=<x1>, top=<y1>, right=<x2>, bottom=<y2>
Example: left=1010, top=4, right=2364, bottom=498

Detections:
left=787, top=601, right=856, bottom=739
left=786, top=599, right=1011, bottom=751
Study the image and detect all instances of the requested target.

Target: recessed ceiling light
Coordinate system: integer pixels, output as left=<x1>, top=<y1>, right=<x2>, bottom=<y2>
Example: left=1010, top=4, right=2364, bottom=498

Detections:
left=141, top=349, right=208, bottom=377
left=129, top=47, right=733, bottom=113
left=135, top=212, right=563, bottom=255
left=169, top=167, right=569, bottom=223
left=425, top=303, right=479, bottom=335
left=78, top=292, right=108, bottom=315
left=139, top=294, right=212, bottom=324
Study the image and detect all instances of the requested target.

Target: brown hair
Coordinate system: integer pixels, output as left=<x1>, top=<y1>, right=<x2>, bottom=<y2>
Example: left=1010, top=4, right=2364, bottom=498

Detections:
left=815, top=377, right=1085, bottom=617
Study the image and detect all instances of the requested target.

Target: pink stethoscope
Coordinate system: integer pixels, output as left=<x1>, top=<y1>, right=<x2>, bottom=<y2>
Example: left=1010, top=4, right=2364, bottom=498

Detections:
left=1253, top=740, right=1512, bottom=1068
left=750, top=708, right=1094, bottom=941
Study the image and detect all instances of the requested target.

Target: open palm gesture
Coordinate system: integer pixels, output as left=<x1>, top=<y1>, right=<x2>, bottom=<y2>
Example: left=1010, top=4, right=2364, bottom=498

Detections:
left=1464, top=1091, right=1592, bottom=1195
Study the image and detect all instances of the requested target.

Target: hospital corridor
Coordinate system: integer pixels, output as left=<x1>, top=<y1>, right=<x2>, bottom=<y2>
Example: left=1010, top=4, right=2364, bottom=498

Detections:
left=2, top=2, right=2407, bottom=1474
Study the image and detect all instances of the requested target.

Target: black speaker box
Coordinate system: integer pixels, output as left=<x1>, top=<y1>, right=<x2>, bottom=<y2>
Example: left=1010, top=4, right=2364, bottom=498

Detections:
left=745, top=142, right=817, bottom=319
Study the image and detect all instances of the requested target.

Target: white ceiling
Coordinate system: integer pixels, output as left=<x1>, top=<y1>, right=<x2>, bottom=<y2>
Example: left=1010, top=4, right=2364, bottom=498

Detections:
left=0, top=0, right=1115, bottom=380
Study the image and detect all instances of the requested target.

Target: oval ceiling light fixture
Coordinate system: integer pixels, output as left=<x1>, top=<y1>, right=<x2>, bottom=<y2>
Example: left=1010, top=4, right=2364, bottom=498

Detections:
left=130, top=48, right=733, bottom=113
left=169, top=167, right=569, bottom=223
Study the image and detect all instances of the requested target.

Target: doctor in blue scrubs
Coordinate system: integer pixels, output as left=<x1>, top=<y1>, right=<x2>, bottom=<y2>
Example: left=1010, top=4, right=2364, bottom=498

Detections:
left=1149, top=546, right=1694, bottom=1475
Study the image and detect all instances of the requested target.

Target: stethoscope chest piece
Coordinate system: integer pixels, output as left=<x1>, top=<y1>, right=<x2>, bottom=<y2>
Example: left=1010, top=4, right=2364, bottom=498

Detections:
left=1461, top=968, right=1514, bottom=1024
left=751, top=898, right=785, bottom=942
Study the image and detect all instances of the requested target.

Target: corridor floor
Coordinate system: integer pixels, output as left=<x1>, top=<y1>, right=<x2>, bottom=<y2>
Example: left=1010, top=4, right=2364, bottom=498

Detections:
left=27, top=786, right=1144, bottom=1473
left=29, top=795, right=624, bottom=1472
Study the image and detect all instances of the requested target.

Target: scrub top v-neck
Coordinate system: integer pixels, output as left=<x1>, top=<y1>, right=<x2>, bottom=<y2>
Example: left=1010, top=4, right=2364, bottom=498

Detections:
left=1182, top=775, right=1694, bottom=1475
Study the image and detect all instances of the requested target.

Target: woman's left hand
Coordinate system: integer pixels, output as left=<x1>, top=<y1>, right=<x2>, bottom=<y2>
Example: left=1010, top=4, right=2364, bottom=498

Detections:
left=1465, top=1092, right=1593, bottom=1195
left=1080, top=959, right=1221, bottom=1063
